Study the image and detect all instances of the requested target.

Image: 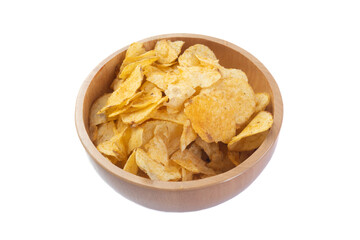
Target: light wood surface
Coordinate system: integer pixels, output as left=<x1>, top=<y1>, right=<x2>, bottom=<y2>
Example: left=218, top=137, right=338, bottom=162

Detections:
left=75, top=33, right=283, bottom=212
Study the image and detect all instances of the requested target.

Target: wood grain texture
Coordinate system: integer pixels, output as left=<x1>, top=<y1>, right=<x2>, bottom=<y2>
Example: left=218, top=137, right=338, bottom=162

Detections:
left=75, top=33, right=283, bottom=212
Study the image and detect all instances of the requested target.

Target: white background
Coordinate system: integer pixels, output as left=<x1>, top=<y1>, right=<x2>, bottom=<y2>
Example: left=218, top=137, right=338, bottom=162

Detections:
left=1, top=0, right=359, bottom=239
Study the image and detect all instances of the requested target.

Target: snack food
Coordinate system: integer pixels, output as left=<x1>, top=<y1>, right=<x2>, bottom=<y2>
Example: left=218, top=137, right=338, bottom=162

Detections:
left=89, top=40, right=273, bottom=181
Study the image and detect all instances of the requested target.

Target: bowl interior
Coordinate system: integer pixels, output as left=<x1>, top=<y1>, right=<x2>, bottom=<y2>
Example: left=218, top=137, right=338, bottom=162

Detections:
left=77, top=33, right=282, bottom=190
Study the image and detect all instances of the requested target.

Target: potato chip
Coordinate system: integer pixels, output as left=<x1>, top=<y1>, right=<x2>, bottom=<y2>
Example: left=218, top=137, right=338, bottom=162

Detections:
left=178, top=44, right=217, bottom=67
left=149, top=108, right=187, bottom=125
left=144, top=135, right=168, bottom=165
left=154, top=40, right=184, bottom=64
left=171, top=149, right=215, bottom=175
left=164, top=81, right=195, bottom=110
left=184, top=93, right=236, bottom=143
left=219, top=67, right=248, bottom=81
left=97, top=134, right=124, bottom=160
left=107, top=91, right=143, bottom=118
left=100, top=65, right=143, bottom=113
left=227, top=151, right=240, bottom=166
left=121, top=96, right=168, bottom=125
left=127, top=127, right=144, bottom=154
left=89, top=93, right=111, bottom=127
left=228, top=111, right=273, bottom=151
left=123, top=150, right=138, bottom=174
left=130, top=86, right=162, bottom=109
left=153, top=121, right=183, bottom=155
left=179, top=66, right=221, bottom=88
left=201, top=77, right=256, bottom=128
left=110, top=78, right=124, bottom=91
left=195, top=138, right=224, bottom=170
left=94, top=121, right=116, bottom=146
left=181, top=168, right=193, bottom=181
left=144, top=65, right=178, bottom=90
left=135, top=148, right=181, bottom=181
left=125, top=42, right=146, bottom=59
left=254, top=92, right=271, bottom=113
left=121, top=50, right=157, bottom=72
left=118, top=56, right=159, bottom=80
left=180, top=120, right=197, bottom=151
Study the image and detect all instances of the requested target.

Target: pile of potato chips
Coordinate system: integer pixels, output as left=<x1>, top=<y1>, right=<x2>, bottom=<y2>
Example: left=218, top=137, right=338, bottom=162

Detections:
left=89, top=40, right=273, bottom=181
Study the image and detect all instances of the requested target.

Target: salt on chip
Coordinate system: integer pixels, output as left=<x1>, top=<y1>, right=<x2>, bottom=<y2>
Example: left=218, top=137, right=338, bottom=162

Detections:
left=89, top=93, right=111, bottom=127
left=135, top=148, right=181, bottom=181
left=171, top=149, right=215, bottom=175
left=178, top=44, right=217, bottom=67
left=121, top=96, right=168, bottom=125
left=100, top=65, right=143, bottom=113
left=180, top=120, right=197, bottom=151
left=123, top=150, right=138, bottom=174
left=228, top=111, right=273, bottom=151
left=155, top=40, right=184, bottom=64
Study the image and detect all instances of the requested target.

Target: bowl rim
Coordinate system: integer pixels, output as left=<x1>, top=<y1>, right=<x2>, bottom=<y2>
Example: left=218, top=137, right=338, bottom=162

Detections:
left=75, top=33, right=283, bottom=191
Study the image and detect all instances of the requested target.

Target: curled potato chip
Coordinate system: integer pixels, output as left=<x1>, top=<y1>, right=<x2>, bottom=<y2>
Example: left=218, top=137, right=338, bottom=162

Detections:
left=155, top=40, right=184, bottom=64
left=180, top=120, right=197, bottom=151
left=178, top=44, right=217, bottom=67
left=125, top=42, right=146, bottom=59
left=101, top=65, right=143, bottom=113
left=123, top=150, right=138, bottom=174
left=107, top=91, right=143, bottom=118
left=118, top=56, right=159, bottom=80
left=153, top=121, right=183, bottom=155
left=171, top=149, right=215, bottom=175
left=89, top=93, right=111, bottom=127
left=127, top=127, right=144, bottom=154
left=121, top=50, right=157, bottom=72
left=195, top=138, right=224, bottom=170
left=121, top=96, right=168, bottom=125
left=144, top=66, right=178, bottom=90
left=227, top=151, right=240, bottom=166
left=135, top=148, right=181, bottom=181
left=110, top=78, right=124, bottom=91
left=97, top=134, right=126, bottom=161
left=228, top=111, right=273, bottom=151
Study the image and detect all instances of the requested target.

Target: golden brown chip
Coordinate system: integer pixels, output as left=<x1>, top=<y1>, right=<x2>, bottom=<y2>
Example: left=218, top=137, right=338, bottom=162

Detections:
left=149, top=108, right=187, bottom=125
left=227, top=151, right=240, bottom=166
left=123, top=150, right=138, bottom=174
left=171, top=149, right=215, bottom=175
left=179, top=66, right=221, bottom=88
left=125, top=42, right=146, bottom=59
left=127, top=127, right=144, bottom=154
left=121, top=50, right=157, bottom=72
left=181, top=168, right=193, bottom=181
left=118, top=56, right=158, bottom=80
left=178, top=44, right=217, bottom=67
left=94, top=121, right=117, bottom=146
left=107, top=91, right=143, bottom=118
left=97, top=134, right=127, bottom=161
left=153, top=121, right=183, bottom=155
left=165, top=81, right=195, bottom=112
left=195, top=138, right=224, bottom=170
left=184, top=93, right=236, bottom=143
left=228, top=111, right=273, bottom=151
left=144, top=135, right=168, bottom=165
left=180, top=120, right=197, bottom=151
left=121, top=96, right=168, bottom=125
left=135, top=148, right=181, bottom=181
left=219, top=67, right=248, bottom=81
left=130, top=86, right=162, bottom=109
left=89, top=93, right=111, bottom=127
left=100, top=65, right=143, bottom=113
left=254, top=92, right=271, bottom=113
left=154, top=40, right=184, bottom=64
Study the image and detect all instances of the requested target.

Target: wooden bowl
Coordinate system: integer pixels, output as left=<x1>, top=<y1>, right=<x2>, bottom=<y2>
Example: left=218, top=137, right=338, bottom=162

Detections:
left=75, top=33, right=283, bottom=212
